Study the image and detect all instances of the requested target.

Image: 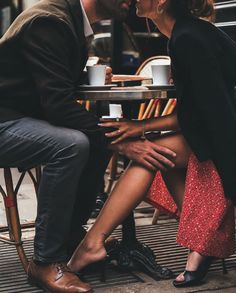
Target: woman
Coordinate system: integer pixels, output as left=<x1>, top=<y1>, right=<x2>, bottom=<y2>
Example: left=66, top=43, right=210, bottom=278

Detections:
left=68, top=0, right=236, bottom=287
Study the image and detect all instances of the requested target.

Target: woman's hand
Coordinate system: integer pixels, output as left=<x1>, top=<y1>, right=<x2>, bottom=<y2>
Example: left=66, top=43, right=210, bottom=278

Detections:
left=99, top=119, right=143, bottom=144
left=105, top=66, right=113, bottom=84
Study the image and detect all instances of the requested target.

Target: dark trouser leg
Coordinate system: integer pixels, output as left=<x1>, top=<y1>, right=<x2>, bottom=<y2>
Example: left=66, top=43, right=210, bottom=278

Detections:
left=121, top=212, right=137, bottom=245
left=68, top=147, right=112, bottom=250
left=0, top=118, right=90, bottom=263
left=121, top=156, right=137, bottom=245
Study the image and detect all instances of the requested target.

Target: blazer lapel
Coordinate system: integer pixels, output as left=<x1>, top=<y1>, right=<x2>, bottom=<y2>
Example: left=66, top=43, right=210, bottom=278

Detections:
left=65, top=0, right=88, bottom=80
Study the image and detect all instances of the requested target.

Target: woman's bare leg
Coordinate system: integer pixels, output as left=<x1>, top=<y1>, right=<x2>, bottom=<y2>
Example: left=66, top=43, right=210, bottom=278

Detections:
left=162, top=168, right=187, bottom=212
left=161, top=154, right=210, bottom=281
left=68, top=133, right=191, bottom=272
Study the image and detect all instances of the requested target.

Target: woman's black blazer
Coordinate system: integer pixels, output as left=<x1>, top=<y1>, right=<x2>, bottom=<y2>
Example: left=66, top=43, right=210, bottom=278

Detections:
left=169, top=17, right=236, bottom=203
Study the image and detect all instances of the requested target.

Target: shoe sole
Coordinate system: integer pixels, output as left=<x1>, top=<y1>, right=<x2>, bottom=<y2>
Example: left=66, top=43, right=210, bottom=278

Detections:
left=28, top=276, right=51, bottom=293
left=173, top=279, right=203, bottom=288
left=28, top=276, right=93, bottom=293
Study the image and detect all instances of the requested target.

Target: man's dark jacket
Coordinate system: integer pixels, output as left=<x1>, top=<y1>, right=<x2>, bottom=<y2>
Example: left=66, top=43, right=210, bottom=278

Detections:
left=0, top=0, right=107, bottom=146
left=169, top=17, right=236, bottom=203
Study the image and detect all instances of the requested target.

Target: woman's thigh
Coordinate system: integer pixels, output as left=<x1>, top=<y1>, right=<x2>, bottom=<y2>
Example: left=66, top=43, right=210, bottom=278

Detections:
left=153, top=132, right=191, bottom=169
left=126, top=132, right=191, bottom=186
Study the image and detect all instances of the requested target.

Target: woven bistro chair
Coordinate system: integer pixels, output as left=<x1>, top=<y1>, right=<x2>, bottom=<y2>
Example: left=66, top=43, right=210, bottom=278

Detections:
left=0, top=166, right=41, bottom=272
left=137, top=55, right=171, bottom=120
left=134, top=56, right=177, bottom=225
left=105, top=56, right=177, bottom=225
left=105, top=56, right=173, bottom=194
left=138, top=56, right=177, bottom=224
left=150, top=98, right=177, bottom=224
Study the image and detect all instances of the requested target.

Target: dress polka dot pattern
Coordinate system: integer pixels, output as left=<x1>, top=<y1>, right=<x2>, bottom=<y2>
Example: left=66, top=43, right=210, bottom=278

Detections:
left=146, top=153, right=235, bottom=258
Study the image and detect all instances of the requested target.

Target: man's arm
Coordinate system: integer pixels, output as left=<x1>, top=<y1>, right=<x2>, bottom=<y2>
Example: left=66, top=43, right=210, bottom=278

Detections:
left=20, top=17, right=108, bottom=146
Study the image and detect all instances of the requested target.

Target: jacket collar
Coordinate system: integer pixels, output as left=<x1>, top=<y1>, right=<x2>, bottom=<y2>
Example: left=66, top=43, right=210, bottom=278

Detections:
left=65, top=0, right=86, bottom=43
left=80, top=0, right=93, bottom=37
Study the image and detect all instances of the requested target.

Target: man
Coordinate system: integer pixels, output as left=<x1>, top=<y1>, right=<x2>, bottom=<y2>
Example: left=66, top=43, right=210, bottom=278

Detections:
left=0, top=0, right=176, bottom=292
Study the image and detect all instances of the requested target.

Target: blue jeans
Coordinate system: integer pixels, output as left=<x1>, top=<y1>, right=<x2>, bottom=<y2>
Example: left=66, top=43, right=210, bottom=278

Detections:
left=0, top=117, right=111, bottom=262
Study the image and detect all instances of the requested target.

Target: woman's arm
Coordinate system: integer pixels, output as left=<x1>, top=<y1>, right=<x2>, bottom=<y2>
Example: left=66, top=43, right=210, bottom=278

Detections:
left=144, top=112, right=180, bottom=132
left=99, top=112, right=180, bottom=144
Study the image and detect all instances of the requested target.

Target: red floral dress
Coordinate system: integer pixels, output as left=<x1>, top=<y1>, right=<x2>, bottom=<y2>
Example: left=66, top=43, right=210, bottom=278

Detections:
left=146, top=153, right=235, bottom=258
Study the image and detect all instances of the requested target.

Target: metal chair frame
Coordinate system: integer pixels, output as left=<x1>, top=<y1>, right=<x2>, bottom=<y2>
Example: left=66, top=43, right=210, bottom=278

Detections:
left=0, top=166, right=41, bottom=272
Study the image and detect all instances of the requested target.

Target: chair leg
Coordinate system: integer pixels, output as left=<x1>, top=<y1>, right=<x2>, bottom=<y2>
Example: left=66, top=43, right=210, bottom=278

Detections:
left=221, top=258, right=228, bottom=274
left=138, top=102, right=146, bottom=120
left=152, top=208, right=161, bottom=225
left=35, top=166, right=42, bottom=186
left=2, top=168, right=29, bottom=272
left=106, top=152, right=119, bottom=194
left=9, top=204, right=29, bottom=272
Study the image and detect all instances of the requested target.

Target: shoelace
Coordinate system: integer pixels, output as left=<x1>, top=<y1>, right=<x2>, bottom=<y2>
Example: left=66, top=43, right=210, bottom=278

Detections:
left=55, top=263, right=74, bottom=280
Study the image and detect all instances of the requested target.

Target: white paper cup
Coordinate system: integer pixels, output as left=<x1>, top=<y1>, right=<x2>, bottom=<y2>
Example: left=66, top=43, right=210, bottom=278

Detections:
left=151, top=63, right=171, bottom=86
left=86, top=65, right=106, bottom=85
left=109, top=104, right=123, bottom=118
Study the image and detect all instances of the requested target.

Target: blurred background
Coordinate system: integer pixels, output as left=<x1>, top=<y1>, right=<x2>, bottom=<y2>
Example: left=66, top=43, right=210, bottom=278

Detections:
left=1, top=0, right=235, bottom=74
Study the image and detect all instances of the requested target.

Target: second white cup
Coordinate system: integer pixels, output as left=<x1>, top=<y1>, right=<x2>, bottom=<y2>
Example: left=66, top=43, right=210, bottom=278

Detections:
left=109, top=104, right=123, bottom=118
left=86, top=65, right=107, bottom=86
left=151, top=63, right=171, bottom=86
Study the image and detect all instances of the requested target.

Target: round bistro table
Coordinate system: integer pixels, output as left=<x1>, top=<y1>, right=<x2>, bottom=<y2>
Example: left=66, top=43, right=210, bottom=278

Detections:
left=77, top=85, right=177, bottom=281
left=77, top=85, right=176, bottom=101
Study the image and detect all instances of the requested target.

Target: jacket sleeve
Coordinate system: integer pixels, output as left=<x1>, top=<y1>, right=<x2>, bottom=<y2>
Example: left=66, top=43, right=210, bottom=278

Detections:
left=173, top=33, right=236, bottom=144
left=20, top=17, right=108, bottom=147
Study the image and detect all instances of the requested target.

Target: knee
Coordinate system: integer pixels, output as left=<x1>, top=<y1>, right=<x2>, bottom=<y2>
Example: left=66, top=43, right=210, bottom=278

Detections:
left=54, top=130, right=90, bottom=164
left=67, top=131, right=90, bottom=160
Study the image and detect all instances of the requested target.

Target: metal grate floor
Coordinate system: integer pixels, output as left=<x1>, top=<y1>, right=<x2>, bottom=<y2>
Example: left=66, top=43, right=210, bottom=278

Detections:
left=0, top=241, right=142, bottom=293
left=0, top=222, right=236, bottom=292
left=113, top=222, right=236, bottom=274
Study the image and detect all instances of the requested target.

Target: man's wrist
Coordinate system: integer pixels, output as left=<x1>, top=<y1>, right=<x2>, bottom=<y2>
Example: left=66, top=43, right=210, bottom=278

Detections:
left=108, top=141, right=124, bottom=153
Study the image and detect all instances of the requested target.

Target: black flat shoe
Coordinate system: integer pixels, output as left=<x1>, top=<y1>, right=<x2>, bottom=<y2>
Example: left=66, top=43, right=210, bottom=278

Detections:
left=173, top=256, right=215, bottom=288
left=173, top=270, right=204, bottom=287
left=76, top=255, right=110, bottom=282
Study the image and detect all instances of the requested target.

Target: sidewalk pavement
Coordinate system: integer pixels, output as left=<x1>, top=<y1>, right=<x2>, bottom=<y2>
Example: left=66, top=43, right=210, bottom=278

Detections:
left=1, top=168, right=236, bottom=293
left=96, top=271, right=236, bottom=293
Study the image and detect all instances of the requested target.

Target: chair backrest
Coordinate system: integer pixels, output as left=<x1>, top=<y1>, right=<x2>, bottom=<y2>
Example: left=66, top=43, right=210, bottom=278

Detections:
left=136, top=56, right=176, bottom=224
left=136, top=56, right=172, bottom=120
left=136, top=55, right=171, bottom=77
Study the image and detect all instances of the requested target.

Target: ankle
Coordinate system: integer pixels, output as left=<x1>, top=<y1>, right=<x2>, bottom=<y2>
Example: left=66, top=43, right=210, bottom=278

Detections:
left=79, top=238, right=104, bottom=255
left=84, top=232, right=108, bottom=248
left=186, top=252, right=206, bottom=271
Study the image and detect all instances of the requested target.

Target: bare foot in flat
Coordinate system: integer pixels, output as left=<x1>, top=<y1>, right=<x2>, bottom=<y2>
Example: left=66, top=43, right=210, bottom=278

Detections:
left=68, top=239, right=107, bottom=273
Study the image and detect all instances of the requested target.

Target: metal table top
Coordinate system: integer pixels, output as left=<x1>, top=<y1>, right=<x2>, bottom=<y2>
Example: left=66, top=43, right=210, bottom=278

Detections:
left=77, top=86, right=176, bottom=101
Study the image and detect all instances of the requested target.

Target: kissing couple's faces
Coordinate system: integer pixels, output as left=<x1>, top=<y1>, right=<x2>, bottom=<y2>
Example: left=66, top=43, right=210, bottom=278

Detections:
left=136, top=0, right=167, bottom=19
left=136, top=0, right=154, bottom=18
left=96, top=0, right=132, bottom=21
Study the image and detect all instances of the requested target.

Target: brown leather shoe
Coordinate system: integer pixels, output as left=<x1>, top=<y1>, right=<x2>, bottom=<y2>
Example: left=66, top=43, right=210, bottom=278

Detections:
left=27, top=260, right=92, bottom=293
